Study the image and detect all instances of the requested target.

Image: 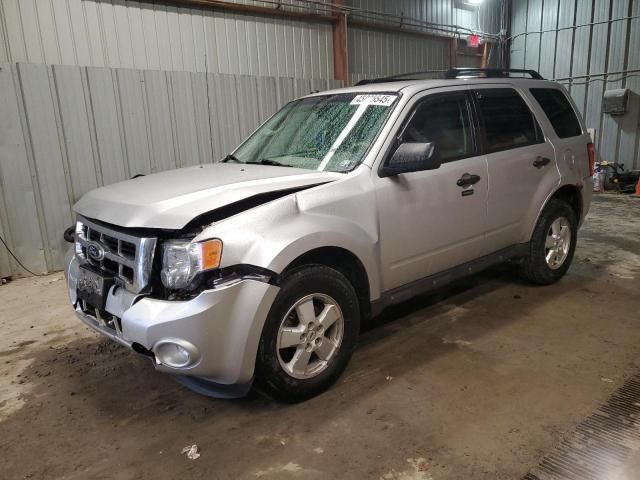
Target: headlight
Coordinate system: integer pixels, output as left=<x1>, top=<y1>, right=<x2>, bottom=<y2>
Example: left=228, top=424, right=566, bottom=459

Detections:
left=160, top=238, right=223, bottom=290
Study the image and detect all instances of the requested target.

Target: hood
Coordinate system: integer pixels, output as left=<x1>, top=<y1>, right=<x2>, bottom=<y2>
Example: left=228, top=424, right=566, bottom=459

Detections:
left=74, top=163, right=342, bottom=229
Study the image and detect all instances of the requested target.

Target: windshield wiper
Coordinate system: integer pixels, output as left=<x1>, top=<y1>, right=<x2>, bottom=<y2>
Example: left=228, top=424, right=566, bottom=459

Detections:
left=221, top=154, right=241, bottom=163
left=246, top=159, right=293, bottom=167
left=267, top=150, right=318, bottom=158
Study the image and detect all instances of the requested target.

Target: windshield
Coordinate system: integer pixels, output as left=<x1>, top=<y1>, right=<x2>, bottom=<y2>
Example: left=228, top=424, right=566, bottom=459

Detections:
left=230, top=93, right=398, bottom=172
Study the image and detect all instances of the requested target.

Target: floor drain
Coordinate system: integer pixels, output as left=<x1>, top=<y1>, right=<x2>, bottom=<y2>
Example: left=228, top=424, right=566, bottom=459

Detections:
left=524, top=374, right=640, bottom=479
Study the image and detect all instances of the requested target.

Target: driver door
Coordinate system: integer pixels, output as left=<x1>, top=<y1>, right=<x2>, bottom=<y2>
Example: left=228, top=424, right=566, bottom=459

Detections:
left=374, top=89, right=490, bottom=292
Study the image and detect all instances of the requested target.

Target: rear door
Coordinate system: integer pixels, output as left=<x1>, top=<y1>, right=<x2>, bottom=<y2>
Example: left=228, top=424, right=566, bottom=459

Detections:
left=473, top=87, right=559, bottom=247
left=374, top=89, right=490, bottom=291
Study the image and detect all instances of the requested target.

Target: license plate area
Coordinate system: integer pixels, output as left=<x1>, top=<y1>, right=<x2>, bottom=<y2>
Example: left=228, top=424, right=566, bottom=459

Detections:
left=77, top=265, right=114, bottom=310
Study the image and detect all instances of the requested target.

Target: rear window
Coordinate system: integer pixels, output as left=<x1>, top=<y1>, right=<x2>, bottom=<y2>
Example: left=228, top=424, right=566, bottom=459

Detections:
left=475, top=88, right=542, bottom=153
left=530, top=88, right=582, bottom=138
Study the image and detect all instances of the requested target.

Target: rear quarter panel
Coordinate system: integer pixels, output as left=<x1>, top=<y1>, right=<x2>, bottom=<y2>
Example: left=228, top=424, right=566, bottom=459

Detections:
left=519, top=85, right=592, bottom=240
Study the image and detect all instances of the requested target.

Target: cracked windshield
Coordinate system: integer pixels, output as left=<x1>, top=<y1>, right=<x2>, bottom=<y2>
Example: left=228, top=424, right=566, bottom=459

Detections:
left=231, top=93, right=398, bottom=172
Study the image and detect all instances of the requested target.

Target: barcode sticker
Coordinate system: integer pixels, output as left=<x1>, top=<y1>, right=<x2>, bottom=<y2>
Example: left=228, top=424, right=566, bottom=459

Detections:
left=350, top=94, right=397, bottom=107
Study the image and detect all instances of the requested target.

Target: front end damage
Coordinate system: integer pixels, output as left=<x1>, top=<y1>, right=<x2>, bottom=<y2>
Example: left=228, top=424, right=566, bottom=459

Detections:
left=65, top=245, right=279, bottom=397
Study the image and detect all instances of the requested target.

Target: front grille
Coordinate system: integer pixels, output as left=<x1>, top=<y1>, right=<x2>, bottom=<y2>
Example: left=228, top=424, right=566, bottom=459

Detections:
left=75, top=216, right=157, bottom=293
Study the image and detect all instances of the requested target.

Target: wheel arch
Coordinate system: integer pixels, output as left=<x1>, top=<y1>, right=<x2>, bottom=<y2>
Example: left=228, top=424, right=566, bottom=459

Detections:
left=282, top=246, right=373, bottom=323
left=548, top=184, right=582, bottom=221
left=527, top=183, right=583, bottom=241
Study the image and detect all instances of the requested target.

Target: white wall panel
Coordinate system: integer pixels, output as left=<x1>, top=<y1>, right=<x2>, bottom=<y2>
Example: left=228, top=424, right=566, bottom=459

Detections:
left=453, top=0, right=504, bottom=36
left=348, top=0, right=503, bottom=38
left=554, top=0, right=575, bottom=81
left=0, top=198, right=11, bottom=276
left=0, top=0, right=504, bottom=83
left=169, top=71, right=204, bottom=168
left=18, top=63, right=75, bottom=271
left=87, top=67, right=129, bottom=185
left=116, top=68, right=154, bottom=177
left=53, top=65, right=101, bottom=199
left=349, top=0, right=454, bottom=32
left=0, top=0, right=335, bottom=79
left=346, top=0, right=504, bottom=83
left=538, top=0, right=558, bottom=78
left=348, top=27, right=450, bottom=82
left=0, top=2, right=9, bottom=64
left=0, top=65, right=48, bottom=276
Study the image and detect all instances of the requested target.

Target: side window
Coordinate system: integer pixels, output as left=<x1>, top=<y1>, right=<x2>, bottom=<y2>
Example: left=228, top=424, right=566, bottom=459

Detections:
left=400, top=94, right=474, bottom=162
left=530, top=88, right=582, bottom=138
left=475, top=88, right=542, bottom=153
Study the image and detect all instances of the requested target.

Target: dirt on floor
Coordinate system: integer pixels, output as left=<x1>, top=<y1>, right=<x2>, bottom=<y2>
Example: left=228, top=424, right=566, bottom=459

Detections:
left=1, top=194, right=640, bottom=480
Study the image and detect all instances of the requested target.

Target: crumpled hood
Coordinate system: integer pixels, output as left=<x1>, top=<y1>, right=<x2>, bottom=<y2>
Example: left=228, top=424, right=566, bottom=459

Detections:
left=74, top=163, right=342, bottom=229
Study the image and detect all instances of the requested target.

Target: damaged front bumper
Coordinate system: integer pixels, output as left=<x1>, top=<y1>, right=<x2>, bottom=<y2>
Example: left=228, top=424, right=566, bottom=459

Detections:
left=64, top=248, right=279, bottom=397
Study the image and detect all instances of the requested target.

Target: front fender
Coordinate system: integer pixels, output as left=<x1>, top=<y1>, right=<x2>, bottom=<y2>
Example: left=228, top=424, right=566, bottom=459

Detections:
left=195, top=172, right=382, bottom=300
left=267, top=228, right=380, bottom=299
left=219, top=213, right=380, bottom=301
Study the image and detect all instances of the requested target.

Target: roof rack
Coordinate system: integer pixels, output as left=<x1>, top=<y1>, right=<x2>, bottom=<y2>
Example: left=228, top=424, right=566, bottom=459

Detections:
left=355, top=69, right=447, bottom=86
left=356, top=67, right=544, bottom=86
left=354, top=68, right=544, bottom=86
left=444, top=68, right=544, bottom=79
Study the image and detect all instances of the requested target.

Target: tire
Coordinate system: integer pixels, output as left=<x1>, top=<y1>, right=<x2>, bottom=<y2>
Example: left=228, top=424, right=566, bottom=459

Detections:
left=256, top=265, right=360, bottom=402
left=519, top=199, right=578, bottom=285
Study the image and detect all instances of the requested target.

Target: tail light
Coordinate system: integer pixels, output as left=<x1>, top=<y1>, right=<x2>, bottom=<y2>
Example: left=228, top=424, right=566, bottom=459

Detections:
left=587, top=142, right=595, bottom=176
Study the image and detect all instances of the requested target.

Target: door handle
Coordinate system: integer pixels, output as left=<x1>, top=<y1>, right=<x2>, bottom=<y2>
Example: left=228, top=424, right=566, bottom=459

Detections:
left=533, top=156, right=551, bottom=168
left=456, top=173, right=481, bottom=187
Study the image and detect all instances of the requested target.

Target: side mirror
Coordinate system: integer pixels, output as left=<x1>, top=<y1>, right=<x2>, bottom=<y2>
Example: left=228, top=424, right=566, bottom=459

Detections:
left=379, top=142, right=441, bottom=177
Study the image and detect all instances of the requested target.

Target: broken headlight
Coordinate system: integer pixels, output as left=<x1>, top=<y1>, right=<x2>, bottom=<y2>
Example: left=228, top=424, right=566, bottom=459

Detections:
left=160, top=238, right=223, bottom=290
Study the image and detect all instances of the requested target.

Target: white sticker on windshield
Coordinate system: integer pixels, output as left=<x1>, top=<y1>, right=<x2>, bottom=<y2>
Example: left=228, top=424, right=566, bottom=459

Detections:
left=350, top=94, right=396, bottom=107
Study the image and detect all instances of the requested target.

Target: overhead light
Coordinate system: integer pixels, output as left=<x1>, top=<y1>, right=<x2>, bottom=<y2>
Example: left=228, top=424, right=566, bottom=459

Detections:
left=466, top=0, right=484, bottom=5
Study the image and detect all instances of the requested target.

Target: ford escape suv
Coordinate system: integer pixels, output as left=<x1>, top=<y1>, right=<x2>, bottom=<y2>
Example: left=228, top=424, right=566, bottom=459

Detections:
left=64, top=68, right=593, bottom=401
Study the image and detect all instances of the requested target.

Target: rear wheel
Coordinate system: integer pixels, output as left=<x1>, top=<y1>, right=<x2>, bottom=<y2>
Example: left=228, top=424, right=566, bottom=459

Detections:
left=520, top=199, right=577, bottom=285
left=256, top=265, right=360, bottom=402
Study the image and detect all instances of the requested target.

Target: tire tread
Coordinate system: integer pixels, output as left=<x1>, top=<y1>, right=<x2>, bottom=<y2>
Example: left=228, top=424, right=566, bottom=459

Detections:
left=520, top=199, right=577, bottom=285
left=255, top=265, right=360, bottom=402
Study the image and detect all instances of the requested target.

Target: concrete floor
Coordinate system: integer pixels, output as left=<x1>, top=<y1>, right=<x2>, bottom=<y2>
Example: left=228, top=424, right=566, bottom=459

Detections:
left=1, top=194, right=639, bottom=480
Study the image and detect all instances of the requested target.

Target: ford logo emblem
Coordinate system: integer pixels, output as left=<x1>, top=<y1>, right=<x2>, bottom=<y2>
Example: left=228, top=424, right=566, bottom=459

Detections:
left=87, top=242, right=105, bottom=261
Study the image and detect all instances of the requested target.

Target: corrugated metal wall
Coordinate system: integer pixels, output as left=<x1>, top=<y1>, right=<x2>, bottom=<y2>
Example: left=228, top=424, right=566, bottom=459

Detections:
left=348, top=29, right=450, bottom=85
left=346, top=0, right=505, bottom=83
left=0, top=0, right=335, bottom=78
left=347, top=0, right=503, bottom=36
left=347, top=0, right=455, bottom=28
left=510, top=0, right=640, bottom=171
left=0, top=62, right=339, bottom=276
left=0, top=0, right=506, bottom=84
left=454, top=0, right=504, bottom=35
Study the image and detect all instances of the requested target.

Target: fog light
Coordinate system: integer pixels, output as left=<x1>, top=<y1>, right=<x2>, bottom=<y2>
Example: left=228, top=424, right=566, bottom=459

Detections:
left=153, top=339, right=200, bottom=368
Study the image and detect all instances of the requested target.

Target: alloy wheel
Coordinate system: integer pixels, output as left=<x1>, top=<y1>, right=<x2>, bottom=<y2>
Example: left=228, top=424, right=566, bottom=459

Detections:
left=545, top=217, right=571, bottom=270
left=276, top=294, right=345, bottom=380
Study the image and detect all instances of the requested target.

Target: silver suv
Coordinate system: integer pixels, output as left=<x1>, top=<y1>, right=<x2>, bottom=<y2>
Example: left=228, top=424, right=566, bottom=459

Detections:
left=64, top=68, right=594, bottom=401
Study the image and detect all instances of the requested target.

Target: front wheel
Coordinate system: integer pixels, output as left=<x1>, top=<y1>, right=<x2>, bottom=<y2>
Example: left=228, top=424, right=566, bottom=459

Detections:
left=520, top=199, right=578, bottom=285
left=256, top=265, right=360, bottom=402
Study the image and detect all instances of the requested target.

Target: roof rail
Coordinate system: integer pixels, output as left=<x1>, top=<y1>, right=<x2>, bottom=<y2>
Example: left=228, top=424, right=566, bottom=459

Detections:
left=444, top=68, right=544, bottom=79
left=354, top=68, right=544, bottom=86
left=355, top=69, right=447, bottom=86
